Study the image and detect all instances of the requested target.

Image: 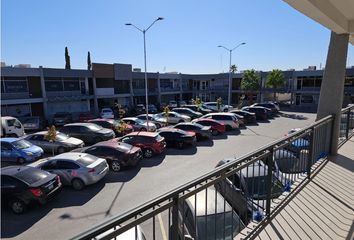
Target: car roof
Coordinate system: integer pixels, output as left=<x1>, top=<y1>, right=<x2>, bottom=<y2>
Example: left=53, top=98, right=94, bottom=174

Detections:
left=1, top=165, right=33, bottom=176
left=125, top=131, right=158, bottom=137
left=204, top=112, right=235, bottom=116
left=94, top=140, right=123, bottom=148
left=50, top=152, right=90, bottom=160
left=0, top=138, right=19, bottom=143
left=89, top=118, right=113, bottom=122
left=122, top=117, right=138, bottom=121
left=64, top=122, right=96, bottom=127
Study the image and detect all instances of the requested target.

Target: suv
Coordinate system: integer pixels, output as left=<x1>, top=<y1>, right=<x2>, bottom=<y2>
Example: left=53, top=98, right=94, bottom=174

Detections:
left=201, top=113, right=239, bottom=130
left=183, top=104, right=212, bottom=115
left=53, top=112, right=72, bottom=126
left=119, top=132, right=166, bottom=158
left=60, top=123, right=115, bottom=144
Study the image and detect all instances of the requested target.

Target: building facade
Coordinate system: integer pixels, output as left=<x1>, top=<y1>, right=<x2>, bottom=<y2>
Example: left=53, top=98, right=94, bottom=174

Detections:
left=1, top=63, right=354, bottom=120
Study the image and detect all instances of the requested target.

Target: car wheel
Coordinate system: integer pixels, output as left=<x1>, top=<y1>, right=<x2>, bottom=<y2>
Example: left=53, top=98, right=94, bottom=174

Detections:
left=17, top=157, right=25, bottom=164
left=111, top=161, right=121, bottom=172
left=72, top=178, right=85, bottom=191
left=143, top=148, right=153, bottom=158
left=211, top=129, right=219, bottom=136
left=9, top=199, right=27, bottom=214
left=57, top=147, right=66, bottom=154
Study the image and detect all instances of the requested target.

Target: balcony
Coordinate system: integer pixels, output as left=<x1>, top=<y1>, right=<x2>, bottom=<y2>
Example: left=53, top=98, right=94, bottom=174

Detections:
left=1, top=92, right=30, bottom=100
left=133, top=88, right=158, bottom=95
left=46, top=91, right=91, bottom=102
left=160, top=87, right=180, bottom=93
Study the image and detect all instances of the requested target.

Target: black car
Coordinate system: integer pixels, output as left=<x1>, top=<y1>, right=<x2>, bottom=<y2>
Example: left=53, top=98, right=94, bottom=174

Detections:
left=172, top=108, right=203, bottom=119
left=157, top=128, right=196, bottom=149
left=230, top=110, right=257, bottom=124
left=60, top=123, right=115, bottom=144
left=172, top=122, right=212, bottom=141
left=1, top=166, right=62, bottom=214
left=135, top=104, right=146, bottom=115
left=242, top=107, right=269, bottom=120
left=183, top=104, right=212, bottom=115
left=52, top=112, right=72, bottom=126
left=251, top=103, right=279, bottom=115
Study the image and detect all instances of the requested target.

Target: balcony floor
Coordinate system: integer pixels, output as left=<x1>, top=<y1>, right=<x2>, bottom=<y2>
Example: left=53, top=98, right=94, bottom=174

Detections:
left=248, top=138, right=354, bottom=240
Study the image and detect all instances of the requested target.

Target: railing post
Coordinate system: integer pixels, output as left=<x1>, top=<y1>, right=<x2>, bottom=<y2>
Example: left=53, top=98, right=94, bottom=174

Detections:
left=346, top=108, right=350, bottom=139
left=171, top=196, right=179, bottom=240
left=307, top=127, right=314, bottom=180
left=265, top=148, right=274, bottom=218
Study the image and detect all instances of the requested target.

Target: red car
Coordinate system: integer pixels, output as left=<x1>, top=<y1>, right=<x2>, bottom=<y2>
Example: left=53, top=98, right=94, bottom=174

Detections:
left=79, top=112, right=95, bottom=122
left=192, top=118, right=226, bottom=135
left=88, top=119, right=133, bottom=136
left=118, top=132, right=166, bottom=158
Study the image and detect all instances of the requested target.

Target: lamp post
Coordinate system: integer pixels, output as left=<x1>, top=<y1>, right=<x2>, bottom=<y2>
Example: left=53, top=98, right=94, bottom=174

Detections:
left=125, top=17, right=164, bottom=129
left=218, top=42, right=246, bottom=107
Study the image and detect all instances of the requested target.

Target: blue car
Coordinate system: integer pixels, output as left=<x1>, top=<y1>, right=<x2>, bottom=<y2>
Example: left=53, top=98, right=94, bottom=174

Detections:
left=286, top=138, right=309, bottom=157
left=0, top=138, right=44, bottom=164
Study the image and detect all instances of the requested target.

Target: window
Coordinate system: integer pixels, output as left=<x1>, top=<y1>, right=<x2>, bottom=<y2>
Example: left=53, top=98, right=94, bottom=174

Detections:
left=86, top=146, right=102, bottom=155
left=56, top=160, right=80, bottom=170
left=31, top=135, right=45, bottom=141
left=42, top=161, right=57, bottom=170
left=1, top=142, right=13, bottom=151
left=63, top=80, right=80, bottom=91
left=45, top=80, right=63, bottom=91
left=4, top=80, right=28, bottom=93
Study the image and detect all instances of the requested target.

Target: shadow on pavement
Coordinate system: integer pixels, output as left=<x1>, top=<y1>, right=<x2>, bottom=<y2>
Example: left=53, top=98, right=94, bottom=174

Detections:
left=165, top=146, right=198, bottom=156
left=212, top=133, right=228, bottom=140
left=196, top=139, right=214, bottom=147
left=279, top=112, right=309, bottom=120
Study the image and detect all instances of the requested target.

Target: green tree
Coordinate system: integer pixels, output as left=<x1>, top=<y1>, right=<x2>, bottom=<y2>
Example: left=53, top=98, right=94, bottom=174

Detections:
left=65, top=47, right=71, bottom=69
left=241, top=69, right=261, bottom=104
left=192, top=97, right=203, bottom=111
left=230, top=64, right=237, bottom=73
left=87, top=51, right=92, bottom=70
left=164, top=106, right=170, bottom=123
left=44, top=126, right=57, bottom=156
left=266, top=69, right=285, bottom=101
left=216, top=97, right=223, bottom=112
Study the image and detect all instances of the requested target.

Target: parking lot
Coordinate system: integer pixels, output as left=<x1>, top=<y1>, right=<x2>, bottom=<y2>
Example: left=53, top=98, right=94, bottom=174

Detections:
left=1, top=111, right=316, bottom=240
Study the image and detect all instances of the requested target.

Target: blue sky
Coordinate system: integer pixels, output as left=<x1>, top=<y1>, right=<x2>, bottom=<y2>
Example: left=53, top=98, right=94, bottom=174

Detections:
left=1, top=0, right=353, bottom=73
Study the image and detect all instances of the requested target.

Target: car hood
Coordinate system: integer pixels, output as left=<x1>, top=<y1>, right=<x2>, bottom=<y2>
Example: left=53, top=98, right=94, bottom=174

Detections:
left=99, top=128, right=114, bottom=135
left=62, top=137, right=84, bottom=146
left=23, top=145, right=43, bottom=154
left=142, top=122, right=156, bottom=127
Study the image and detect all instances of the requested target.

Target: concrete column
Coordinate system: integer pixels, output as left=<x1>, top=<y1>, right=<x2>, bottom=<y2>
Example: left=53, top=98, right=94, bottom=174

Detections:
left=316, top=31, right=349, bottom=155
left=92, top=77, right=99, bottom=115
left=38, top=66, right=49, bottom=119
left=157, top=72, right=161, bottom=104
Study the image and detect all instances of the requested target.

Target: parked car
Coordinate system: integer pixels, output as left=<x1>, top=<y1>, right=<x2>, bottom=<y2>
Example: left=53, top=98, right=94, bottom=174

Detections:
left=154, top=112, right=191, bottom=124
left=201, top=113, right=239, bottom=130
left=30, top=152, right=109, bottom=190
left=53, top=112, right=72, bottom=126
left=118, top=132, right=166, bottom=158
left=176, top=187, right=245, bottom=239
left=230, top=110, right=257, bottom=124
left=60, top=123, right=115, bottom=144
left=203, top=102, right=233, bottom=112
left=20, top=116, right=46, bottom=132
left=242, top=106, right=269, bottom=120
left=135, top=104, right=146, bottom=115
left=1, top=138, right=44, bottom=164
left=1, top=116, right=25, bottom=137
left=24, top=131, right=84, bottom=154
left=88, top=119, right=133, bottom=136
left=192, top=118, right=226, bottom=136
left=251, top=103, right=279, bottom=115
left=72, top=140, right=142, bottom=172
left=147, top=104, right=158, bottom=114
left=121, top=117, right=157, bottom=132
left=172, top=108, right=203, bottom=119
left=100, top=108, right=114, bottom=119
left=168, top=100, right=178, bottom=108
left=1, top=166, right=62, bottom=214
left=157, top=128, right=196, bottom=149
left=178, top=100, right=187, bottom=107
left=286, top=138, right=310, bottom=157
left=172, top=122, right=212, bottom=141
left=97, top=225, right=146, bottom=240
left=79, top=112, right=95, bottom=122
left=184, top=104, right=212, bottom=115
left=136, top=114, right=167, bottom=129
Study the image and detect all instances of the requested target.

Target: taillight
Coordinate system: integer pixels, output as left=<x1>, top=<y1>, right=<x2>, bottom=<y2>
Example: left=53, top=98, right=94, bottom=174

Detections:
left=30, top=188, right=43, bottom=197
left=88, top=168, right=95, bottom=173
left=56, top=175, right=61, bottom=185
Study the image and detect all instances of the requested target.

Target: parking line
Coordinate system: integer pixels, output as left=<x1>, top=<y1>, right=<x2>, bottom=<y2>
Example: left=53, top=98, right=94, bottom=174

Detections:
left=157, top=213, right=168, bottom=240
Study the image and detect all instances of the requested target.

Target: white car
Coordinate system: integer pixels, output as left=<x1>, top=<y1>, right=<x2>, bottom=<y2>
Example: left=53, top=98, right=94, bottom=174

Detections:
left=154, top=112, right=191, bottom=124
left=100, top=108, right=114, bottom=119
left=201, top=113, right=239, bottom=130
left=168, top=100, right=178, bottom=108
left=121, top=117, right=156, bottom=131
left=203, top=102, right=233, bottom=112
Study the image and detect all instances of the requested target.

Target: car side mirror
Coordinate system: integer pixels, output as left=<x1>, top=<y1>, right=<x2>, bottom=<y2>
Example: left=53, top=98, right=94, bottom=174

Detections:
left=184, top=235, right=194, bottom=240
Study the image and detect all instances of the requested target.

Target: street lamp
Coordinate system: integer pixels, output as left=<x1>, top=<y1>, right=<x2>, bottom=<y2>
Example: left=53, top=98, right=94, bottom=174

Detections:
left=218, top=42, right=246, bottom=107
left=125, top=17, right=164, bottom=128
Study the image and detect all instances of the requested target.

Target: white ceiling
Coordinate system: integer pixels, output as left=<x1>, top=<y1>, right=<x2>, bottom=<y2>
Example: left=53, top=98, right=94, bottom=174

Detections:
left=284, top=0, right=354, bottom=45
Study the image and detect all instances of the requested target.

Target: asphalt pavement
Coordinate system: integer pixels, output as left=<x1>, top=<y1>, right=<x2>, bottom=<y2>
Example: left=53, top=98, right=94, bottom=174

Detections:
left=1, top=111, right=316, bottom=240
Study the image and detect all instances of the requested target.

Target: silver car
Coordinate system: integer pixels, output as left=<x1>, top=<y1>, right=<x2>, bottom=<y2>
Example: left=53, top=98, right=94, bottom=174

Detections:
left=30, top=152, right=109, bottom=190
left=24, top=131, right=84, bottom=154
left=121, top=117, right=156, bottom=131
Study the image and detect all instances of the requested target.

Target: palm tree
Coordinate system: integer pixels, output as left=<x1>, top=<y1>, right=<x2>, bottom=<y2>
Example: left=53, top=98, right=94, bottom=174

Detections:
left=241, top=69, right=261, bottom=104
left=266, top=69, right=285, bottom=101
left=230, top=64, right=237, bottom=73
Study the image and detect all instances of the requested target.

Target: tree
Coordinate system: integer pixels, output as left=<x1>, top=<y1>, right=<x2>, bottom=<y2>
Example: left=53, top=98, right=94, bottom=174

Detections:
left=192, top=97, right=203, bottom=111
left=114, top=121, right=129, bottom=137
left=230, top=64, right=237, bottom=73
left=241, top=69, right=261, bottom=104
left=164, top=105, right=170, bottom=123
left=216, top=97, right=223, bottom=112
left=44, top=126, right=57, bottom=156
left=65, top=47, right=71, bottom=69
left=87, top=51, right=92, bottom=70
left=266, top=69, right=285, bottom=101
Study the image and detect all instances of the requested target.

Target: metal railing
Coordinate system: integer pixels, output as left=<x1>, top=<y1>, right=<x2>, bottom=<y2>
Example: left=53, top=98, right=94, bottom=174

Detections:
left=72, top=106, right=353, bottom=240
left=339, top=105, right=354, bottom=147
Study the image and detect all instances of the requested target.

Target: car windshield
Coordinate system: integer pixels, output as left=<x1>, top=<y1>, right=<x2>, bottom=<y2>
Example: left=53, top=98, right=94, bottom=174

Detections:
left=12, top=139, right=32, bottom=149
left=135, top=118, right=145, bottom=124
left=196, top=211, right=244, bottom=240
left=77, top=154, right=98, bottom=166
left=15, top=167, right=50, bottom=185
left=244, top=175, right=283, bottom=200
left=87, top=124, right=103, bottom=131
left=55, top=132, right=70, bottom=141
